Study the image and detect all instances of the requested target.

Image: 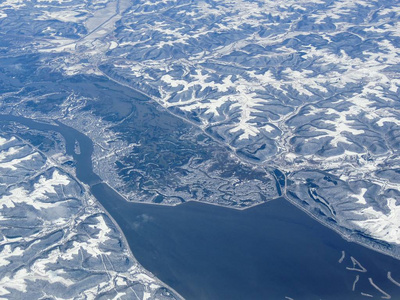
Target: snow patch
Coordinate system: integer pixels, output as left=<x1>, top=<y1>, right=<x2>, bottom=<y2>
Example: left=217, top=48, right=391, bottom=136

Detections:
left=353, top=198, right=400, bottom=245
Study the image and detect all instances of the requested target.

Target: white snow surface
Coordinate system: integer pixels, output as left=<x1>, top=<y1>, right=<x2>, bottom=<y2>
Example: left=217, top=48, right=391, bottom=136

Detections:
left=353, top=198, right=400, bottom=245
left=0, top=134, right=174, bottom=299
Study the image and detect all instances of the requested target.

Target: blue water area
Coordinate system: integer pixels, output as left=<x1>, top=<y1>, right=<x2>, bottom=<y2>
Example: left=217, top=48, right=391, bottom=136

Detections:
left=2, top=114, right=400, bottom=300
left=91, top=183, right=400, bottom=300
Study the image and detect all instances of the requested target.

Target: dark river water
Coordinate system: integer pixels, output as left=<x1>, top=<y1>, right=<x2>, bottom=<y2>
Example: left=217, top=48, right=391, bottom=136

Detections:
left=2, top=114, right=400, bottom=300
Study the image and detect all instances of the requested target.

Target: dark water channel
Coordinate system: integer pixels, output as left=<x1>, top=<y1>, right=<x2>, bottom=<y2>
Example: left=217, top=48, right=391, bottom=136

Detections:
left=2, top=114, right=400, bottom=300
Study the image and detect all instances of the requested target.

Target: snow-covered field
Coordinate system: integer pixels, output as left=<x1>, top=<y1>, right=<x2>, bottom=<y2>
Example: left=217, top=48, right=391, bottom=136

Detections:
left=1, top=0, right=400, bottom=271
left=0, top=131, right=179, bottom=299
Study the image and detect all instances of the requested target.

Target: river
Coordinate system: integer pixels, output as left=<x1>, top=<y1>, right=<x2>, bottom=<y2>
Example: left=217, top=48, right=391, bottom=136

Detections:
left=1, top=114, right=400, bottom=300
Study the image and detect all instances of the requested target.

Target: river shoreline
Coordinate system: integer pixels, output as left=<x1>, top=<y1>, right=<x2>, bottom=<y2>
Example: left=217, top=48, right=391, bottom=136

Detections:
left=2, top=114, right=400, bottom=299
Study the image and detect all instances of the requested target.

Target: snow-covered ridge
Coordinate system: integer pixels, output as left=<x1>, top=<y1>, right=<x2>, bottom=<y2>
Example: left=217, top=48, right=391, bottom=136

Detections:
left=0, top=132, right=179, bottom=299
left=98, top=0, right=400, bottom=250
left=1, top=0, right=400, bottom=256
